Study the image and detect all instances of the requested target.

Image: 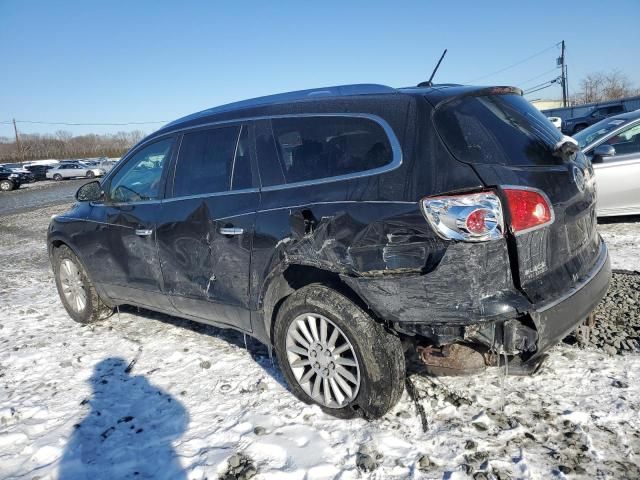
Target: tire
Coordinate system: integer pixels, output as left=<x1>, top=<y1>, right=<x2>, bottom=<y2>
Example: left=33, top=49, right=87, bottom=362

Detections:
left=0, top=179, right=14, bottom=191
left=53, top=174, right=63, bottom=181
left=53, top=245, right=113, bottom=323
left=273, top=284, right=405, bottom=419
left=87, top=171, right=95, bottom=178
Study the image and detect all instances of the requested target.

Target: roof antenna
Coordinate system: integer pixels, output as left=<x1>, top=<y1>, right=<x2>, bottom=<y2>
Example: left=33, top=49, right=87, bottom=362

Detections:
left=418, top=49, right=447, bottom=87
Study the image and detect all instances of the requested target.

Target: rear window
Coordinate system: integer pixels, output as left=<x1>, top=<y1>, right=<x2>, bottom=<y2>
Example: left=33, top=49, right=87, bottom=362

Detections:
left=270, top=116, right=393, bottom=184
left=434, top=93, right=564, bottom=166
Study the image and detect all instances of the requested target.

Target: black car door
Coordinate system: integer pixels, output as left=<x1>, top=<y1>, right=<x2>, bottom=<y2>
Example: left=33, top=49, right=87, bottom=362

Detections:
left=87, top=136, right=176, bottom=310
left=156, top=123, right=258, bottom=331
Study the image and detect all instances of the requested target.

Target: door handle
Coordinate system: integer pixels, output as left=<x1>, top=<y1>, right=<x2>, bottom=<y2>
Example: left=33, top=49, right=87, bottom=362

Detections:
left=135, top=228, right=153, bottom=237
left=219, top=227, right=244, bottom=236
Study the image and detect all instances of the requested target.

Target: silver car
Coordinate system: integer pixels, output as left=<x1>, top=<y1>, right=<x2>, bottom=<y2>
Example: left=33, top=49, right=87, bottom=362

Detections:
left=46, top=162, right=105, bottom=181
left=573, top=110, right=640, bottom=217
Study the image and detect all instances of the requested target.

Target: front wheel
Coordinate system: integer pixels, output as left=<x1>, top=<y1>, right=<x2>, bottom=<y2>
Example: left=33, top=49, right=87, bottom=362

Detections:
left=0, top=179, right=15, bottom=191
left=273, top=284, right=405, bottom=419
left=86, top=171, right=95, bottom=178
left=53, top=245, right=113, bottom=323
left=53, top=174, right=63, bottom=181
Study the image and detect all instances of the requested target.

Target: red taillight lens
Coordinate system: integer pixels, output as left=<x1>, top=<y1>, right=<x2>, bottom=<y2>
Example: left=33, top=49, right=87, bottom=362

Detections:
left=503, top=188, right=553, bottom=233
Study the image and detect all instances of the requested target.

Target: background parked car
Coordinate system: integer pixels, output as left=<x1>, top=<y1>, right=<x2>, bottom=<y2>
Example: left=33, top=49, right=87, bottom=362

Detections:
left=0, top=165, right=25, bottom=191
left=563, top=103, right=626, bottom=135
left=24, top=164, right=55, bottom=181
left=547, top=116, right=562, bottom=130
left=1, top=163, right=36, bottom=183
left=573, top=109, right=640, bottom=216
left=46, top=162, right=105, bottom=180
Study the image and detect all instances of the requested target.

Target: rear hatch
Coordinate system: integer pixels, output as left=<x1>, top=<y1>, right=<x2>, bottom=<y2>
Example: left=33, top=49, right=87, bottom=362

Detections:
left=432, top=89, right=601, bottom=304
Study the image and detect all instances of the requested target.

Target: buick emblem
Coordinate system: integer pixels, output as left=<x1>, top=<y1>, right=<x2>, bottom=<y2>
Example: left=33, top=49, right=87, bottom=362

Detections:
left=573, top=166, right=586, bottom=192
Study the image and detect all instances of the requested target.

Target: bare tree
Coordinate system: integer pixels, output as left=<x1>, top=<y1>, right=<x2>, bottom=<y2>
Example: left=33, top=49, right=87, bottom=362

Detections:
left=573, top=70, right=639, bottom=105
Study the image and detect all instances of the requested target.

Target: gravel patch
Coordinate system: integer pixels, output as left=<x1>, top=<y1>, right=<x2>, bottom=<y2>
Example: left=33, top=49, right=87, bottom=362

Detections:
left=564, top=271, right=640, bottom=355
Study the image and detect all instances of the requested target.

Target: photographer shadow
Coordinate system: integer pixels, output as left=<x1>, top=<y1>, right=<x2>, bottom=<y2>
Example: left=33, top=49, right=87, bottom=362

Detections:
left=58, top=357, right=188, bottom=479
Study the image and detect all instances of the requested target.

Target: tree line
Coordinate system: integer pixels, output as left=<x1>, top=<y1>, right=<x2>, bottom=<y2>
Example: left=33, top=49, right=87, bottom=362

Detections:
left=0, top=130, right=145, bottom=163
left=571, top=70, right=640, bottom=105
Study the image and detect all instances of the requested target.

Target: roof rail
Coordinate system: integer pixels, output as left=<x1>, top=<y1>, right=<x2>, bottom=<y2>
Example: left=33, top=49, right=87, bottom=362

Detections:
left=165, top=84, right=397, bottom=128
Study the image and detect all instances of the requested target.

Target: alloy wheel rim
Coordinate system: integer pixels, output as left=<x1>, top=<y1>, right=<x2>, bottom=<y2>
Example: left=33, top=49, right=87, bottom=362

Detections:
left=286, top=313, right=361, bottom=408
left=1, top=182, right=9, bottom=191
left=59, top=259, right=87, bottom=313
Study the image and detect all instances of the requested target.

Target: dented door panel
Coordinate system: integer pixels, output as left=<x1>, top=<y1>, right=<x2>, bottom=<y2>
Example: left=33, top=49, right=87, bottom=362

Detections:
left=156, top=192, right=257, bottom=331
left=86, top=202, right=173, bottom=310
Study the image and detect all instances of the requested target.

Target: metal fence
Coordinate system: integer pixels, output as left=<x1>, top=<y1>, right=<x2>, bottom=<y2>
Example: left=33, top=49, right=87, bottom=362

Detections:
left=541, top=95, right=640, bottom=120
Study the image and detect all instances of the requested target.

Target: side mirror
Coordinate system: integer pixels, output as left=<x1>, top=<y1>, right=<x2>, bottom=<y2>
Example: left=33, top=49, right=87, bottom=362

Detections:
left=76, top=180, right=104, bottom=202
left=592, top=144, right=616, bottom=163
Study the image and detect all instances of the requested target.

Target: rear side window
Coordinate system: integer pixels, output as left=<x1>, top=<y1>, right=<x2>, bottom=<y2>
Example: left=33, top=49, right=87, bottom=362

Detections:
left=270, top=116, right=393, bottom=184
left=434, top=94, right=564, bottom=166
left=174, top=126, right=241, bottom=196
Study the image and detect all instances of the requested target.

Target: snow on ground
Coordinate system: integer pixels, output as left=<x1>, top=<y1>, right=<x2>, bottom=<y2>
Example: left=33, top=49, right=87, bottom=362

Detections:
left=599, top=218, right=640, bottom=272
left=1, top=204, right=640, bottom=479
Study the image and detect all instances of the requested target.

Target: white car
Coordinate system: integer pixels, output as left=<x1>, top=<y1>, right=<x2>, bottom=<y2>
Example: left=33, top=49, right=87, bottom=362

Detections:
left=547, top=116, right=562, bottom=130
left=46, top=162, right=105, bottom=181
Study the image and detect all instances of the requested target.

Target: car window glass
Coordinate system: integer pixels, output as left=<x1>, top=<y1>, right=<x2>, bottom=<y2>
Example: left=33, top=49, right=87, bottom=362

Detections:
left=230, top=126, right=253, bottom=190
left=605, top=123, right=640, bottom=157
left=109, top=138, right=173, bottom=203
left=255, top=121, right=285, bottom=187
left=434, top=93, right=564, bottom=166
left=270, top=116, right=393, bottom=184
left=174, top=126, right=240, bottom=196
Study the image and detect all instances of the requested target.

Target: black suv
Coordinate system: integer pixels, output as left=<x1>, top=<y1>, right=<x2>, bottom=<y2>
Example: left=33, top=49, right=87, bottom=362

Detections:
left=48, top=84, right=610, bottom=418
left=0, top=165, right=24, bottom=191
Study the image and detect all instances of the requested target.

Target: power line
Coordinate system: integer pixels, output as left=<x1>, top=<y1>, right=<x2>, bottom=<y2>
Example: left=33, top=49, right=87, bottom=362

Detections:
left=516, top=68, right=559, bottom=87
left=523, top=79, right=560, bottom=95
left=464, top=42, right=560, bottom=84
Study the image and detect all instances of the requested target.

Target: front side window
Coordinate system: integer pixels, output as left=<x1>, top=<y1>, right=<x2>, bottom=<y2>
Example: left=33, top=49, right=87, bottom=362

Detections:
left=573, top=118, right=630, bottom=148
left=173, top=126, right=241, bottom=197
left=604, top=123, right=640, bottom=156
left=109, top=137, right=173, bottom=203
left=270, top=116, right=393, bottom=184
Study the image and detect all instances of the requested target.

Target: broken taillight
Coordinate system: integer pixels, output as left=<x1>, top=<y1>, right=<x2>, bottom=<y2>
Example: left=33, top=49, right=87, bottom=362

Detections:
left=502, top=187, right=554, bottom=234
left=420, top=191, right=504, bottom=242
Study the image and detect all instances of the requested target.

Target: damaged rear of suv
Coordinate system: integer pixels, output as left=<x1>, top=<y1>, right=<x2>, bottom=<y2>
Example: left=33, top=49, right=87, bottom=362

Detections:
left=48, top=83, right=610, bottom=419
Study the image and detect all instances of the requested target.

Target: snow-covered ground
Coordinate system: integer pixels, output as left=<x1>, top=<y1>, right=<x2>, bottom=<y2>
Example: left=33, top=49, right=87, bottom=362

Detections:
left=599, top=218, right=640, bottom=272
left=1, top=204, right=640, bottom=479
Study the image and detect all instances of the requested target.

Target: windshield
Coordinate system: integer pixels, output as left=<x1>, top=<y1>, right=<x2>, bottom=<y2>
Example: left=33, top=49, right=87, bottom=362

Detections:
left=572, top=117, right=630, bottom=148
left=434, top=93, right=564, bottom=166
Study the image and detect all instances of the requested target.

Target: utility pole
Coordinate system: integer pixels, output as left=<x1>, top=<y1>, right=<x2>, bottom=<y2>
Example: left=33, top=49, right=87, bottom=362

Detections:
left=559, top=40, right=568, bottom=107
left=12, top=118, right=24, bottom=163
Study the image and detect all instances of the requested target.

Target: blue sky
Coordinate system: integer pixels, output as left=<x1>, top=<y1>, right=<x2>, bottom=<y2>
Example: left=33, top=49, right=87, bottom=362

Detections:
left=1, top=0, right=639, bottom=137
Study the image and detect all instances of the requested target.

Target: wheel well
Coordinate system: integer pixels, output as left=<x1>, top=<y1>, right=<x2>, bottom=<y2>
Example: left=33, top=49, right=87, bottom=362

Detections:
left=266, top=264, right=385, bottom=344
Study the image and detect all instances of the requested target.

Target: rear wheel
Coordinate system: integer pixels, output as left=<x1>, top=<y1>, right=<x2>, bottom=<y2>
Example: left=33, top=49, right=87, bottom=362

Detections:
left=53, top=174, right=63, bottom=181
left=273, top=284, right=405, bottom=419
left=53, top=245, right=113, bottom=323
left=86, top=171, right=95, bottom=178
left=0, top=179, right=14, bottom=191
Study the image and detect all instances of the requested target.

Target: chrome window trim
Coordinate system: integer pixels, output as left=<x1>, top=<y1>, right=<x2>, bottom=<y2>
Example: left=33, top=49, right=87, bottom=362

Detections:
left=161, top=187, right=259, bottom=204
left=125, top=113, right=402, bottom=196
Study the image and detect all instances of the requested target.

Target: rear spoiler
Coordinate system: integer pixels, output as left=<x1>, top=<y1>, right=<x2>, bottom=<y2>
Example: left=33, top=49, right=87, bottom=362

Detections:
left=432, top=86, right=523, bottom=110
